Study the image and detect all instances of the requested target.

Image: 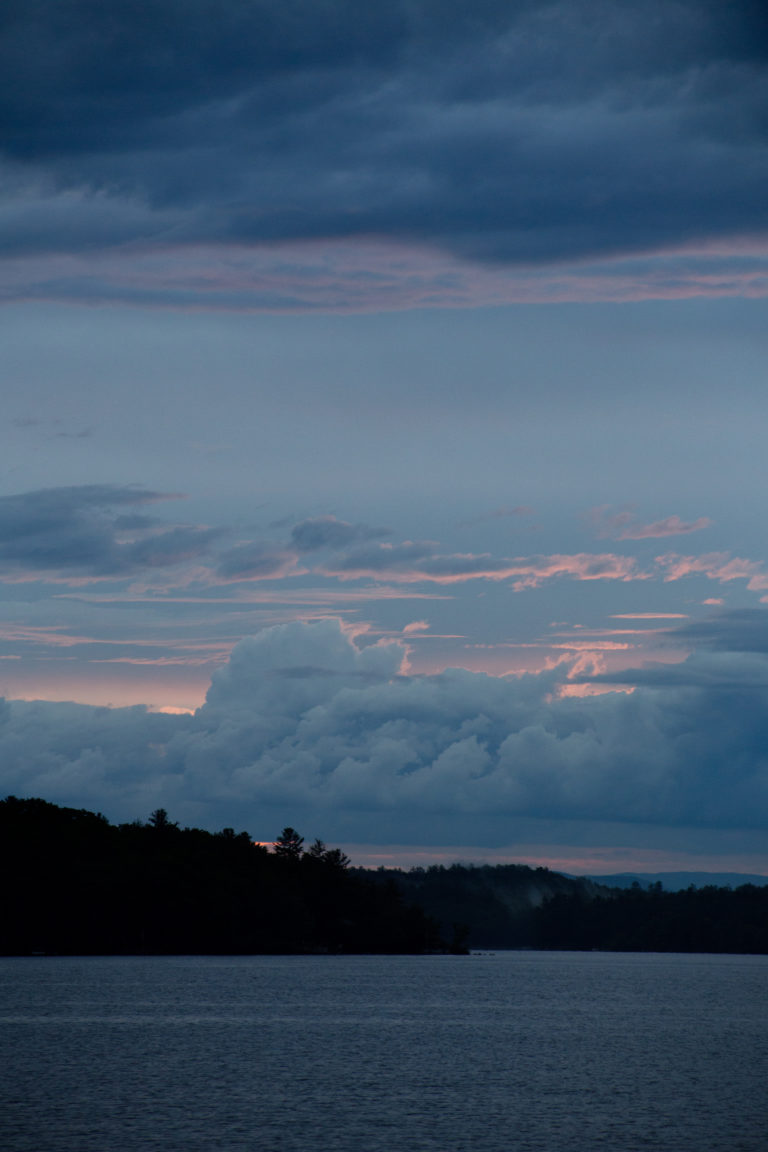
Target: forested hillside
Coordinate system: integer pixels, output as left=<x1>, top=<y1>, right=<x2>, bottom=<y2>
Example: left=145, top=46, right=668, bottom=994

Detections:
left=0, top=797, right=441, bottom=955
left=535, top=882, right=768, bottom=953
left=374, top=864, right=768, bottom=953
left=3, top=797, right=767, bottom=955
left=363, top=862, right=599, bottom=950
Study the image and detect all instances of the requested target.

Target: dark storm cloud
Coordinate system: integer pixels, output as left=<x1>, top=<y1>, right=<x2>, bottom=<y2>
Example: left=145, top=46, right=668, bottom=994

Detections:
left=3, top=1, right=768, bottom=266
left=0, top=484, right=219, bottom=579
left=2, top=619, right=768, bottom=839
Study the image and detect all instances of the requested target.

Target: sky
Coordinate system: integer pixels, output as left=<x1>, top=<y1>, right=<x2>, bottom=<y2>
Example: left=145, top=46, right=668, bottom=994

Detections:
left=2, top=0, right=768, bottom=874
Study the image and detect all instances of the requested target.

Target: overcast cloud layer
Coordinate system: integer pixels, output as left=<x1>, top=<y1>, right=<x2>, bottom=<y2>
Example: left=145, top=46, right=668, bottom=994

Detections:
left=3, top=1, right=768, bottom=306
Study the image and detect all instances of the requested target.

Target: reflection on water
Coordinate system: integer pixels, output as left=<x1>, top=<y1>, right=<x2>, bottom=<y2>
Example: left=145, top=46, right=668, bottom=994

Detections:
left=1, top=951, right=766, bottom=1152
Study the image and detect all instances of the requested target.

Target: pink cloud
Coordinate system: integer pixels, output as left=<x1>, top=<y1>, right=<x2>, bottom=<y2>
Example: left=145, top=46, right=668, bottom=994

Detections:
left=92, top=655, right=226, bottom=667
left=610, top=613, right=688, bottom=619
left=555, top=628, right=668, bottom=636
left=548, top=641, right=633, bottom=651
left=592, top=506, right=711, bottom=540
left=324, top=545, right=646, bottom=587
left=213, top=545, right=303, bottom=583
left=7, top=236, right=768, bottom=313
left=340, top=842, right=768, bottom=873
left=558, top=682, right=636, bottom=698
left=477, top=640, right=634, bottom=652
left=403, top=620, right=430, bottom=634
left=0, top=625, right=92, bottom=647
left=508, top=554, right=646, bottom=590
left=657, top=552, right=768, bottom=591
left=61, top=586, right=451, bottom=606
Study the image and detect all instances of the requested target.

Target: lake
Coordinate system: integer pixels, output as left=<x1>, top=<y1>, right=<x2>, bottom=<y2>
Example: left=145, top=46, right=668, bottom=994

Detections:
left=1, top=951, right=766, bottom=1151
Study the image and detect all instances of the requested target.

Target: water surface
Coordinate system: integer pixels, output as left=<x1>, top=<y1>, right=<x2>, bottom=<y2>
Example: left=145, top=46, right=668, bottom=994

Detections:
left=1, top=951, right=766, bottom=1151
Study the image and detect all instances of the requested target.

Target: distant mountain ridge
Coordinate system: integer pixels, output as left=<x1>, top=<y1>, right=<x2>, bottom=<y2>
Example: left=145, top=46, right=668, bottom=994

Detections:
left=582, top=872, right=768, bottom=891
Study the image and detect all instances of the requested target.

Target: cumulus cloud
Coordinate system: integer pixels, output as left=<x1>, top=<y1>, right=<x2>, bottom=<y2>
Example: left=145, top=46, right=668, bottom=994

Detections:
left=2, top=0, right=768, bottom=296
left=3, top=617, right=768, bottom=842
left=0, top=696, right=185, bottom=814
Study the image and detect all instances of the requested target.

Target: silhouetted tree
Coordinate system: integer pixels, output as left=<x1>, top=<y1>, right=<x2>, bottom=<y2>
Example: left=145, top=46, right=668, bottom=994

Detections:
left=304, top=839, right=350, bottom=869
left=273, top=827, right=304, bottom=859
left=148, top=808, right=177, bottom=830
left=322, top=847, right=351, bottom=870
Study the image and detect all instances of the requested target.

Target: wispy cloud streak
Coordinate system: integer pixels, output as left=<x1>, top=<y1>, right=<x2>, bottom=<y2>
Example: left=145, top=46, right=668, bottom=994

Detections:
left=323, top=543, right=646, bottom=587
left=592, top=506, right=712, bottom=540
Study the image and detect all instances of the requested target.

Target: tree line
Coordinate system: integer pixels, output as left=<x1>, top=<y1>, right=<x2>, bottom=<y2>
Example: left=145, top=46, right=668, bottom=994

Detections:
left=366, top=863, right=768, bottom=953
left=3, top=796, right=766, bottom=955
left=533, top=881, right=768, bottom=953
left=0, top=797, right=442, bottom=955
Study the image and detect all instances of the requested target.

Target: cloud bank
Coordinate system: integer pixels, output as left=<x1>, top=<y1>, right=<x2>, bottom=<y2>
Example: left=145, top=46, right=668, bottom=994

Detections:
left=3, top=1, right=768, bottom=307
left=2, top=617, right=768, bottom=847
left=3, top=487, right=768, bottom=606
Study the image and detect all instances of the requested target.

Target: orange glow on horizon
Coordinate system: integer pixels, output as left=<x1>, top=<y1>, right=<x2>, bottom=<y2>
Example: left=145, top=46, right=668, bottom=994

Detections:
left=0, top=670, right=209, bottom=712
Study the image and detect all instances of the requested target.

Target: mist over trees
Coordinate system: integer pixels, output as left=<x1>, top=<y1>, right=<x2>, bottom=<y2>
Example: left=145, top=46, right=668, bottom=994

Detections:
left=367, top=862, right=599, bottom=951
left=370, top=866, right=768, bottom=954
